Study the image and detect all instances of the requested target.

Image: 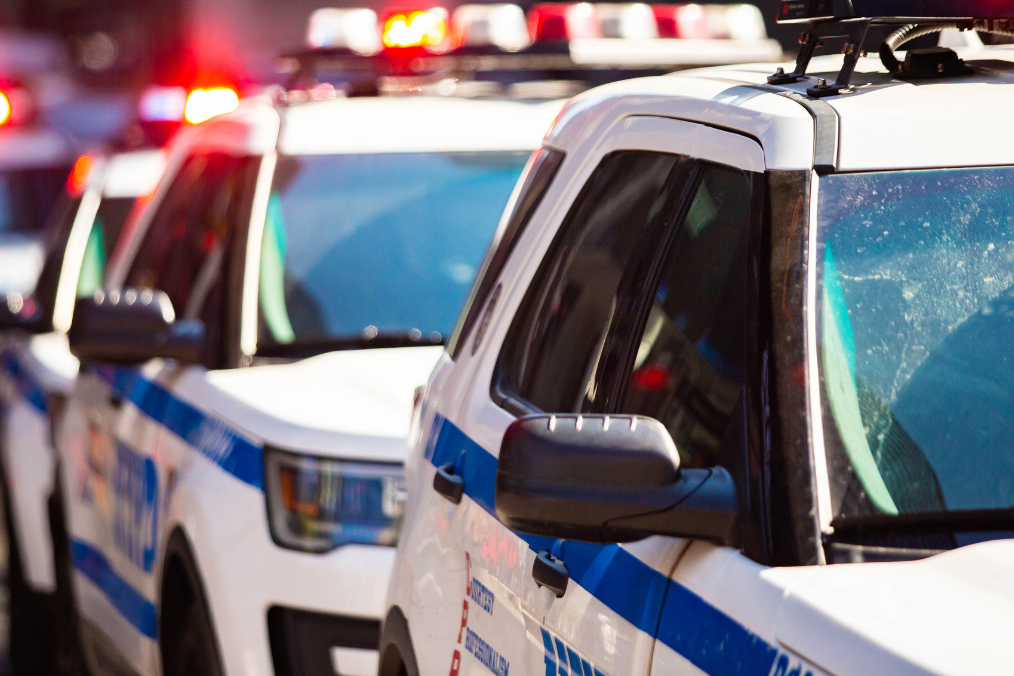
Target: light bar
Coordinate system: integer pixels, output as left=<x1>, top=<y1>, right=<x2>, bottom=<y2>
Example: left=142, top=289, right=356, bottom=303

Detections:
left=597, top=3, right=659, bottom=39
left=528, top=3, right=603, bottom=42
left=777, top=0, right=1014, bottom=23
left=138, top=85, right=188, bottom=122
left=184, top=87, right=239, bottom=124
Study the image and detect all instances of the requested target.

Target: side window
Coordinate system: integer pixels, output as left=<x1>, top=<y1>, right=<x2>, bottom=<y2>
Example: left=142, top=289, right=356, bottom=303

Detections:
left=448, top=147, right=565, bottom=359
left=125, top=153, right=256, bottom=361
left=619, top=163, right=754, bottom=469
left=76, top=197, right=139, bottom=298
left=495, top=150, right=690, bottom=414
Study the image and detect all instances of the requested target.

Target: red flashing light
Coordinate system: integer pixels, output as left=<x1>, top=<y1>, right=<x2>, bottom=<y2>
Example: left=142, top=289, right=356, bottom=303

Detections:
left=631, top=366, right=672, bottom=391
left=381, top=8, right=449, bottom=49
left=652, top=4, right=710, bottom=39
left=67, top=155, right=94, bottom=196
left=528, top=3, right=601, bottom=42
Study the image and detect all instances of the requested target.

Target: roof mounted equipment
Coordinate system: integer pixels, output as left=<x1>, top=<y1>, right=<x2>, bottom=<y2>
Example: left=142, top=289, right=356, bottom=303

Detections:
left=767, top=18, right=870, bottom=97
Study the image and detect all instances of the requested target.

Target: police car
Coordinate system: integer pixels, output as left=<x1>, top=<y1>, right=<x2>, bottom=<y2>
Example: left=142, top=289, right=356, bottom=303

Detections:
left=0, top=147, right=165, bottom=671
left=385, top=5, right=1014, bottom=676
left=52, top=39, right=565, bottom=676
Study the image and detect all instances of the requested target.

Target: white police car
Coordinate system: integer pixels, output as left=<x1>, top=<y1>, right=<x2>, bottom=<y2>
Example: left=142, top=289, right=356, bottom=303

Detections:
left=385, top=5, right=1014, bottom=676
left=53, top=71, right=563, bottom=676
left=0, top=147, right=164, bottom=671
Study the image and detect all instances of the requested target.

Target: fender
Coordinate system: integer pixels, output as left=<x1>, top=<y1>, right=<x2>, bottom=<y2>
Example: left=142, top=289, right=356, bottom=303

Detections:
left=380, top=605, right=420, bottom=676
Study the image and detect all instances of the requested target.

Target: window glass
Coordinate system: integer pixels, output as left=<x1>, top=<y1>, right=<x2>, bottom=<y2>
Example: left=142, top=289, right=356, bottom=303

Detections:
left=256, top=151, right=528, bottom=356
left=499, top=151, right=686, bottom=413
left=448, top=147, right=565, bottom=359
left=0, top=167, right=72, bottom=235
left=817, top=167, right=1014, bottom=521
left=619, top=164, right=753, bottom=468
left=126, top=154, right=253, bottom=320
left=77, top=197, right=136, bottom=297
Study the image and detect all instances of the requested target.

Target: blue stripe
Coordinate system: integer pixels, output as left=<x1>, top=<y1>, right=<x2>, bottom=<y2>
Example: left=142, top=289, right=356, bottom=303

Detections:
left=91, top=366, right=264, bottom=489
left=427, top=414, right=778, bottom=676
left=1, top=350, right=49, bottom=414
left=72, top=539, right=158, bottom=639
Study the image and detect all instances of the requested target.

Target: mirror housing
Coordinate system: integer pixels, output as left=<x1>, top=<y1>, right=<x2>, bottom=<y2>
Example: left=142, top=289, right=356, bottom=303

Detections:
left=495, top=414, right=737, bottom=545
left=68, top=288, right=204, bottom=365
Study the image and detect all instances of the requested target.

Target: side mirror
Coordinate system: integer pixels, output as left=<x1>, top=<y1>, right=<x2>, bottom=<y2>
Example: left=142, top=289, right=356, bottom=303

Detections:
left=68, top=288, right=204, bottom=365
left=495, top=414, right=737, bottom=545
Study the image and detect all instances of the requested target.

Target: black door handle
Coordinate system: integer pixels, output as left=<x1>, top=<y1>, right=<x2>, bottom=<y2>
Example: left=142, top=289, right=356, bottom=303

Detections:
left=433, top=462, right=464, bottom=504
left=533, top=550, right=568, bottom=597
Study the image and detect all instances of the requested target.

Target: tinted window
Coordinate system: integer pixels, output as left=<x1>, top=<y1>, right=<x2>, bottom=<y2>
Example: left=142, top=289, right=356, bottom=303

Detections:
left=126, top=153, right=256, bottom=361
left=497, top=151, right=688, bottom=414
left=0, top=167, right=71, bottom=235
left=448, top=147, right=565, bottom=359
left=619, top=164, right=753, bottom=469
left=256, top=152, right=528, bottom=356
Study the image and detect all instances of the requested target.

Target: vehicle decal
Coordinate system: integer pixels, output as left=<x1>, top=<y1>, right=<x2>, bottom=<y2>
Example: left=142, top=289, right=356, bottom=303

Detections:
left=91, top=365, right=264, bottom=489
left=0, top=349, right=48, bottom=414
left=71, top=538, right=159, bottom=639
left=470, top=575, right=495, bottom=614
left=540, top=628, right=605, bottom=676
left=112, top=442, right=158, bottom=572
left=465, top=628, right=510, bottom=676
left=426, top=414, right=784, bottom=676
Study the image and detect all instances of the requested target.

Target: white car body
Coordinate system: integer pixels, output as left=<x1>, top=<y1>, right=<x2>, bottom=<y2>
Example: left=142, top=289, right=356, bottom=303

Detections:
left=55, top=94, right=563, bottom=676
left=386, top=42, right=1014, bottom=676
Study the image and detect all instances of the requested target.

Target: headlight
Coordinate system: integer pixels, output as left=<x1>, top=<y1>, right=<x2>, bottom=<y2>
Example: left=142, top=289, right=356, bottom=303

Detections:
left=264, top=447, right=407, bottom=553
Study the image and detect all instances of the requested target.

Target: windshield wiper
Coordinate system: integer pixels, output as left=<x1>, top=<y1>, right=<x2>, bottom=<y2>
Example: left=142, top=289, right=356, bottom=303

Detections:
left=830, top=508, right=1014, bottom=539
left=255, top=332, right=445, bottom=359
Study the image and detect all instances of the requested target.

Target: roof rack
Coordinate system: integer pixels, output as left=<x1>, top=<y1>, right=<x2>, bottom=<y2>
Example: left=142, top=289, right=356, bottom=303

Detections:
left=776, top=0, right=1014, bottom=24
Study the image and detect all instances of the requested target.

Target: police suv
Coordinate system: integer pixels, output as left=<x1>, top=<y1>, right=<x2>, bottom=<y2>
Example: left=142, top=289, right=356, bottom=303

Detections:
left=386, top=5, right=1014, bottom=676
left=54, top=52, right=561, bottom=676
left=0, top=147, right=164, bottom=671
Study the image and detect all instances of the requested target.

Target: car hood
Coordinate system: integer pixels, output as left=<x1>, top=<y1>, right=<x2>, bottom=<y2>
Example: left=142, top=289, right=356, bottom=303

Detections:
left=0, top=234, right=43, bottom=295
left=774, top=539, right=1014, bottom=676
left=199, top=346, right=444, bottom=462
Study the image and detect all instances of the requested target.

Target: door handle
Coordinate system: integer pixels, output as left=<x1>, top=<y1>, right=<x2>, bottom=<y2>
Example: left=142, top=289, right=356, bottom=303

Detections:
left=533, top=550, right=568, bottom=597
left=433, top=462, right=464, bottom=504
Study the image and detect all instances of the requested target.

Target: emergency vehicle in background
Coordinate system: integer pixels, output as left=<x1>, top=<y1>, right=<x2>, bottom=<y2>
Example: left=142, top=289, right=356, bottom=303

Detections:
left=0, top=147, right=165, bottom=672
left=386, top=3, right=1014, bottom=676
left=0, top=83, right=77, bottom=307
left=44, top=5, right=781, bottom=676
left=0, top=84, right=236, bottom=673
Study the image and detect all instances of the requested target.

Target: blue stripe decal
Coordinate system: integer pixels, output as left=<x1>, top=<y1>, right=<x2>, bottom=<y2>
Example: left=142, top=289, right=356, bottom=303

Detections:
left=91, top=366, right=264, bottom=490
left=71, top=539, right=158, bottom=639
left=1, top=350, right=48, bottom=414
left=427, top=414, right=778, bottom=676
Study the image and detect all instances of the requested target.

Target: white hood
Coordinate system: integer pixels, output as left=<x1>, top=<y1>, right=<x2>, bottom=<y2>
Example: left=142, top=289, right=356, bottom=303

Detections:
left=198, top=345, right=444, bottom=462
left=775, top=539, right=1014, bottom=676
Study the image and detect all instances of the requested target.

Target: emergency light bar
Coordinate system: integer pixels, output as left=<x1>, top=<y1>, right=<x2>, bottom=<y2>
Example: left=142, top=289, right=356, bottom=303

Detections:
left=778, top=0, right=1014, bottom=23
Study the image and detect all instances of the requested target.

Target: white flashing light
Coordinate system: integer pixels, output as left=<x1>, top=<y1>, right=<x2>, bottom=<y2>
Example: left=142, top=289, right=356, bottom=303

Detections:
left=597, top=3, right=659, bottom=39
left=307, top=7, right=382, bottom=55
left=721, top=4, right=767, bottom=41
left=184, top=87, right=240, bottom=124
left=138, top=85, right=188, bottom=122
left=452, top=4, right=531, bottom=51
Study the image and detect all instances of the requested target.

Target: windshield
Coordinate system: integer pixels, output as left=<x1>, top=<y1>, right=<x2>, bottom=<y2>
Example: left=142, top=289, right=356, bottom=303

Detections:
left=817, top=167, right=1014, bottom=530
left=0, top=167, right=72, bottom=236
left=257, top=151, right=529, bottom=355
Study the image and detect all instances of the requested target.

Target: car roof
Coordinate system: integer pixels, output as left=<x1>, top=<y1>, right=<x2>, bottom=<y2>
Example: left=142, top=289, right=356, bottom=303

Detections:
left=0, top=126, right=74, bottom=170
left=277, top=95, right=565, bottom=155
left=546, top=44, right=1014, bottom=173
left=101, top=149, right=165, bottom=198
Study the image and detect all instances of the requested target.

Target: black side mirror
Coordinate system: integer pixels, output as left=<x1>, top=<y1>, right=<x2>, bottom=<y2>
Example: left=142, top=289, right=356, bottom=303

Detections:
left=68, top=288, right=204, bottom=365
left=495, top=414, right=737, bottom=545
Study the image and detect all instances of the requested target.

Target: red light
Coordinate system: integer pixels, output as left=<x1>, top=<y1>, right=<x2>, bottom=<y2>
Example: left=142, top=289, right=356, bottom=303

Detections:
left=652, top=4, right=710, bottom=39
left=382, top=8, right=449, bottom=49
left=631, top=366, right=672, bottom=391
left=184, top=87, right=239, bottom=124
left=67, top=155, right=94, bottom=196
left=528, top=3, right=601, bottom=42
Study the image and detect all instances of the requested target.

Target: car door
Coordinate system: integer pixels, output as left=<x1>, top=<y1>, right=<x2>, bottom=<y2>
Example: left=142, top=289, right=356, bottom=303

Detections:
left=421, top=116, right=765, bottom=676
left=61, top=151, right=258, bottom=675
